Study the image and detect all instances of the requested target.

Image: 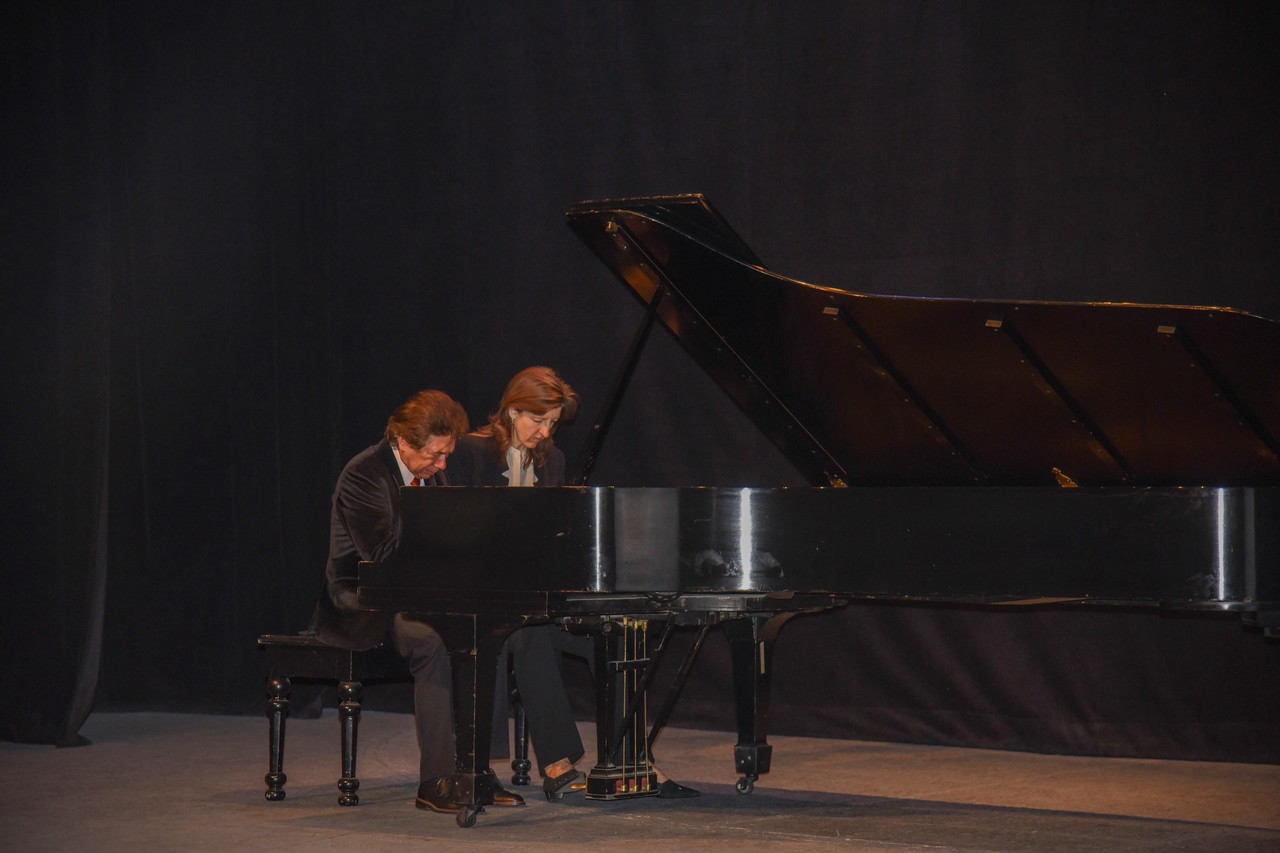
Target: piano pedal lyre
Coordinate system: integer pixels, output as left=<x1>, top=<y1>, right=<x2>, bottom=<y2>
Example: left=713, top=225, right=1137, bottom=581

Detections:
left=585, top=617, right=660, bottom=800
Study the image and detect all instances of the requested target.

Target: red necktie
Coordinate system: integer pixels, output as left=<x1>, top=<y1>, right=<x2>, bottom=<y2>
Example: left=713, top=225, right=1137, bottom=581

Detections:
left=411, top=477, right=423, bottom=486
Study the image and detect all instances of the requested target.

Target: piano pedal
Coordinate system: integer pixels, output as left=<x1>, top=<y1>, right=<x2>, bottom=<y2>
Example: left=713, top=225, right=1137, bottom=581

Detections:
left=584, top=766, right=659, bottom=800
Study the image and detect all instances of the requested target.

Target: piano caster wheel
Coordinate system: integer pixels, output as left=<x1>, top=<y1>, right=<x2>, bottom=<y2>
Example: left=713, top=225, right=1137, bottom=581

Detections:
left=456, top=807, right=479, bottom=828
left=735, top=775, right=756, bottom=795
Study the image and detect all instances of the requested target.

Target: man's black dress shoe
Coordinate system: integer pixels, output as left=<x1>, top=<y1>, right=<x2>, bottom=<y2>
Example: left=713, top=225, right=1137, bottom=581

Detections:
left=415, top=777, right=460, bottom=814
left=477, top=768, right=525, bottom=806
left=656, top=779, right=700, bottom=799
left=490, top=784, right=526, bottom=807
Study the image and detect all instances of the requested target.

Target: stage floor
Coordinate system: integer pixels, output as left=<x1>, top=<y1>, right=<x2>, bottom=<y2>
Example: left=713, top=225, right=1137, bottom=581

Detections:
left=4, top=711, right=1278, bottom=851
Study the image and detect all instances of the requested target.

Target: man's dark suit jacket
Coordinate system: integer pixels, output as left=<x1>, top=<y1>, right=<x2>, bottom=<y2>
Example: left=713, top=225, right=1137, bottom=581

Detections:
left=449, top=432, right=566, bottom=487
left=312, top=438, right=443, bottom=649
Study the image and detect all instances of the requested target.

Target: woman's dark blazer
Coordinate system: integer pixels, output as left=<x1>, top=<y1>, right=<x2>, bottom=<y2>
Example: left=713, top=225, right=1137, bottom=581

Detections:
left=449, top=432, right=566, bottom=487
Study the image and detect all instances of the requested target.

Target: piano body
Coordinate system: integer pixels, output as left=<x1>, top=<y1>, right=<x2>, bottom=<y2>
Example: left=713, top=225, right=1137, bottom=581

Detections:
left=359, top=194, right=1280, bottom=826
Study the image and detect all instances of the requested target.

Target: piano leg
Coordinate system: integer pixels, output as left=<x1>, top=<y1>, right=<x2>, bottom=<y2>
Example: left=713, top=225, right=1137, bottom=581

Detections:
left=427, top=613, right=523, bottom=827
left=722, top=613, right=801, bottom=794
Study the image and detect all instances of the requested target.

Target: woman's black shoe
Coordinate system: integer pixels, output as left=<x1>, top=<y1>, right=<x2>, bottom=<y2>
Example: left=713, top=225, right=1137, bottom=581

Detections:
left=543, top=768, right=585, bottom=801
left=656, top=779, right=700, bottom=799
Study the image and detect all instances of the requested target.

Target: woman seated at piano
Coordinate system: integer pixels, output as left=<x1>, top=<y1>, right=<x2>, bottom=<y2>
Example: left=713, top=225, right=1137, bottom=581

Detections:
left=450, top=365, right=698, bottom=799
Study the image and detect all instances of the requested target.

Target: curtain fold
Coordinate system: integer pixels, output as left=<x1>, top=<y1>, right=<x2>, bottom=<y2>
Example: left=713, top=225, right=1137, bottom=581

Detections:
left=1, top=1, right=112, bottom=745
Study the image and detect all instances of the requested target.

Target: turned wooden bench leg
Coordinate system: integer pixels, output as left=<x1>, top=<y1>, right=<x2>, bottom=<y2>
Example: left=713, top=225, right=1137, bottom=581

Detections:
left=337, top=680, right=362, bottom=806
left=265, top=676, right=290, bottom=801
left=511, top=682, right=531, bottom=787
left=258, top=635, right=407, bottom=807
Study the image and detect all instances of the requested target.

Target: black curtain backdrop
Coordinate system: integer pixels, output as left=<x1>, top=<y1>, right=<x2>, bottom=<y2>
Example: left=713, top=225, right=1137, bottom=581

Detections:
left=4, top=1, right=1277, bottom=761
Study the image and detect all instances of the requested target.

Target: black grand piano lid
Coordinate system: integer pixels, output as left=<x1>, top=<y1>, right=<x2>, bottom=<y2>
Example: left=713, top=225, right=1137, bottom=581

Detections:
left=566, top=194, right=1280, bottom=488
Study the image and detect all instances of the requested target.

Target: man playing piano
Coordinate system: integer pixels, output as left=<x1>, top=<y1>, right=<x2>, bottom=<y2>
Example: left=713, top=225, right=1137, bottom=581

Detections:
left=310, top=388, right=525, bottom=815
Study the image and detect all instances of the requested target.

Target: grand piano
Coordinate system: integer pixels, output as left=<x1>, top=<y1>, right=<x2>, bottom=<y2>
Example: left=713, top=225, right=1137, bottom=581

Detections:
left=358, top=194, right=1280, bottom=826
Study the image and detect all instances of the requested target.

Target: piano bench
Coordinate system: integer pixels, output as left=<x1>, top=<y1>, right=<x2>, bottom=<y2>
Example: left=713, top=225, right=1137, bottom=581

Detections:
left=257, top=632, right=533, bottom=806
left=258, top=632, right=409, bottom=806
